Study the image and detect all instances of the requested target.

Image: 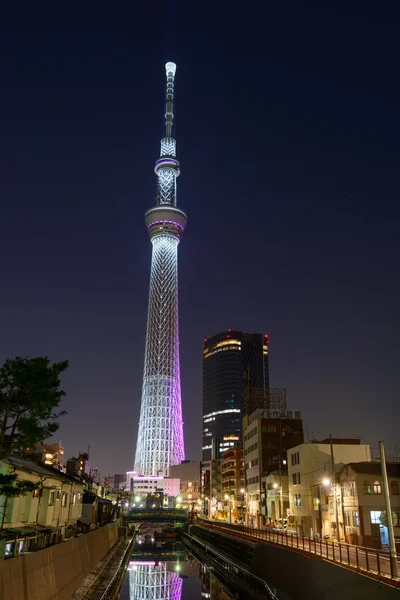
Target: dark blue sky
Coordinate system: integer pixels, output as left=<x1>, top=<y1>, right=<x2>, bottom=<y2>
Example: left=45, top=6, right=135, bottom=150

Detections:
left=1, top=1, right=399, bottom=475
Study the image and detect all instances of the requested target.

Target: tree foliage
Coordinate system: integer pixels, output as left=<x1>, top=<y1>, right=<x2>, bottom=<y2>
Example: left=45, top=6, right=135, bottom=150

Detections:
left=0, top=356, right=68, bottom=460
left=0, top=473, right=37, bottom=498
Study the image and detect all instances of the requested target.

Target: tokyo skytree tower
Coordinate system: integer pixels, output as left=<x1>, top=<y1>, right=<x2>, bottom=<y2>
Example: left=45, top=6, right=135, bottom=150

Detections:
left=134, top=62, right=186, bottom=476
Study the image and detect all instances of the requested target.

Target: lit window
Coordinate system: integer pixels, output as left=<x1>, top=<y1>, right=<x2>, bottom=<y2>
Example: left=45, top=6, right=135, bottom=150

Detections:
left=203, top=409, right=241, bottom=420
left=370, top=510, right=381, bottom=524
left=294, top=494, right=301, bottom=506
left=49, top=491, right=56, bottom=506
left=373, top=482, right=382, bottom=494
left=353, top=511, right=359, bottom=526
left=363, top=481, right=372, bottom=494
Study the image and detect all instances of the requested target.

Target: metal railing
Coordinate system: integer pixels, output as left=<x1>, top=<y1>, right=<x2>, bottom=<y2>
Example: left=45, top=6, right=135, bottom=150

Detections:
left=198, top=519, right=400, bottom=582
left=183, top=531, right=278, bottom=598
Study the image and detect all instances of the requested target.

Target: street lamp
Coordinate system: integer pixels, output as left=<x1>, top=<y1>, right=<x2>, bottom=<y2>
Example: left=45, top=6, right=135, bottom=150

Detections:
left=240, top=488, right=245, bottom=521
left=322, top=476, right=339, bottom=540
left=273, top=482, right=283, bottom=522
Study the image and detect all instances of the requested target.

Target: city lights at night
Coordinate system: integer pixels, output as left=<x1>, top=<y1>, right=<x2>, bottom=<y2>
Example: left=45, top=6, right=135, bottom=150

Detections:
left=0, top=2, right=399, bottom=599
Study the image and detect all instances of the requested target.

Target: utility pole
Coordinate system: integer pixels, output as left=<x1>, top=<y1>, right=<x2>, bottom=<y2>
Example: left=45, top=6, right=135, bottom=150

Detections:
left=379, top=441, right=398, bottom=577
left=330, top=434, right=340, bottom=540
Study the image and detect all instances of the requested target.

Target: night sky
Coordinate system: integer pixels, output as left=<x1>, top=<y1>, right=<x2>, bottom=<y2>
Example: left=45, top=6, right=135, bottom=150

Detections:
left=1, top=2, right=399, bottom=477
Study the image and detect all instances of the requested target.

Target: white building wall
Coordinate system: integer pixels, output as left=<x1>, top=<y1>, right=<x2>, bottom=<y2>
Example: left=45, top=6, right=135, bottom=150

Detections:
left=288, top=443, right=371, bottom=535
left=243, top=420, right=261, bottom=522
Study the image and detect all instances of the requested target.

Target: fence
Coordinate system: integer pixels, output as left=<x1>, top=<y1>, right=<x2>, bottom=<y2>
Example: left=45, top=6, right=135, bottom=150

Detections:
left=199, top=519, right=399, bottom=582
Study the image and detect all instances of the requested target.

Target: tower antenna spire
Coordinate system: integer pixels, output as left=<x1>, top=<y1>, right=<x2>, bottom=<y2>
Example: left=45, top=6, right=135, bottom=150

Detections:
left=164, top=62, right=176, bottom=138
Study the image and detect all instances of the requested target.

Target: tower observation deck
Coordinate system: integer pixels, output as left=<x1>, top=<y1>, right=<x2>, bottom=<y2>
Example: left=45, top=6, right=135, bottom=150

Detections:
left=134, top=62, right=186, bottom=476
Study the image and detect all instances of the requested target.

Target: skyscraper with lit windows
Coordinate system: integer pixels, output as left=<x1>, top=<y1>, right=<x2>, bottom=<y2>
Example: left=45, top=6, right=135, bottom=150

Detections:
left=202, top=330, right=269, bottom=460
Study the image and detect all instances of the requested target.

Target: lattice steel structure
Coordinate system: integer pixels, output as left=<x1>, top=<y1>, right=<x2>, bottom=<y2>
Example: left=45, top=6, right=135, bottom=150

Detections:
left=128, top=562, right=182, bottom=600
left=134, top=62, right=186, bottom=476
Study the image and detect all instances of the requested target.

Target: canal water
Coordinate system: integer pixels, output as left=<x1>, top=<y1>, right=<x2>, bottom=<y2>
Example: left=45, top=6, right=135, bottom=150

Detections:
left=118, top=557, right=236, bottom=600
left=118, top=536, right=237, bottom=600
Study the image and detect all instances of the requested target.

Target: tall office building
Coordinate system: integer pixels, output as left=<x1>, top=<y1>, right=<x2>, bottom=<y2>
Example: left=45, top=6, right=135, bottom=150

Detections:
left=134, top=62, right=186, bottom=476
left=202, top=330, right=269, bottom=460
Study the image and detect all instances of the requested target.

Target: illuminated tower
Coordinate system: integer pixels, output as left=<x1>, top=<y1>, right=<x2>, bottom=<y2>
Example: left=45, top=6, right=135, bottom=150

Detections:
left=134, top=62, right=186, bottom=476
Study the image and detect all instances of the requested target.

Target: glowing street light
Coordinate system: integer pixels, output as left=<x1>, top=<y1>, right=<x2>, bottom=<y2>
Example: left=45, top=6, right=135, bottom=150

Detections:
left=224, top=494, right=232, bottom=522
left=322, top=478, right=330, bottom=486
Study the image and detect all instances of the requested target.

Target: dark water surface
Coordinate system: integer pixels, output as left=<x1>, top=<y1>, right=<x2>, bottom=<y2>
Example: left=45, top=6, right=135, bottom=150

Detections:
left=118, top=556, right=235, bottom=600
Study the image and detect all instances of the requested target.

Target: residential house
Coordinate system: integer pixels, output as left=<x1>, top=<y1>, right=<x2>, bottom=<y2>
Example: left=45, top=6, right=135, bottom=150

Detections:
left=340, top=461, right=400, bottom=548
left=79, top=491, right=113, bottom=532
left=0, top=456, right=85, bottom=558
left=287, top=439, right=371, bottom=539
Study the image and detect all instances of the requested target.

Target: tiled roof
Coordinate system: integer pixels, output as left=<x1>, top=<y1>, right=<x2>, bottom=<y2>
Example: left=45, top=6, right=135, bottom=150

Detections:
left=2, top=455, right=84, bottom=484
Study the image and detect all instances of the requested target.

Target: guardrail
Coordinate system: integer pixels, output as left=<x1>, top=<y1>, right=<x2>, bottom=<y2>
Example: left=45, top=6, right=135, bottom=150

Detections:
left=198, top=519, right=400, bottom=582
left=183, top=531, right=278, bottom=598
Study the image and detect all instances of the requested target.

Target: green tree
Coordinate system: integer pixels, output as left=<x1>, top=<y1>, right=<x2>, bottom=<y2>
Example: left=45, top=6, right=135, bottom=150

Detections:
left=0, top=356, right=68, bottom=499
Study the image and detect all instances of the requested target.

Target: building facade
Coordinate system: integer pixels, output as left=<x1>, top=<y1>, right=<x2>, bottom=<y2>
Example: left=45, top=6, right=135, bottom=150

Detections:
left=125, top=473, right=180, bottom=504
left=169, top=461, right=201, bottom=511
left=26, top=442, right=65, bottom=471
left=243, top=407, right=303, bottom=526
left=287, top=439, right=371, bottom=538
left=221, top=448, right=245, bottom=522
left=201, top=459, right=222, bottom=519
left=202, top=330, right=269, bottom=460
left=134, top=62, right=186, bottom=476
left=0, top=456, right=85, bottom=558
left=66, top=452, right=91, bottom=478
left=340, top=461, right=400, bottom=548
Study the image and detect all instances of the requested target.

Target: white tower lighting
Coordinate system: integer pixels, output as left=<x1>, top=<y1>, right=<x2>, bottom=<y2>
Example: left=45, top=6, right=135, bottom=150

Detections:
left=134, top=62, right=186, bottom=476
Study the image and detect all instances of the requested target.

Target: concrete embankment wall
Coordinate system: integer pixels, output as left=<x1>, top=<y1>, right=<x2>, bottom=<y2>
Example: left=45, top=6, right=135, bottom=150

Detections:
left=0, top=522, right=119, bottom=600
left=189, top=525, right=399, bottom=600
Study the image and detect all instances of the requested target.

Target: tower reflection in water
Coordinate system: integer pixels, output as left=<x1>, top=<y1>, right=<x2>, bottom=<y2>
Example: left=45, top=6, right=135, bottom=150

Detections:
left=128, top=562, right=183, bottom=600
